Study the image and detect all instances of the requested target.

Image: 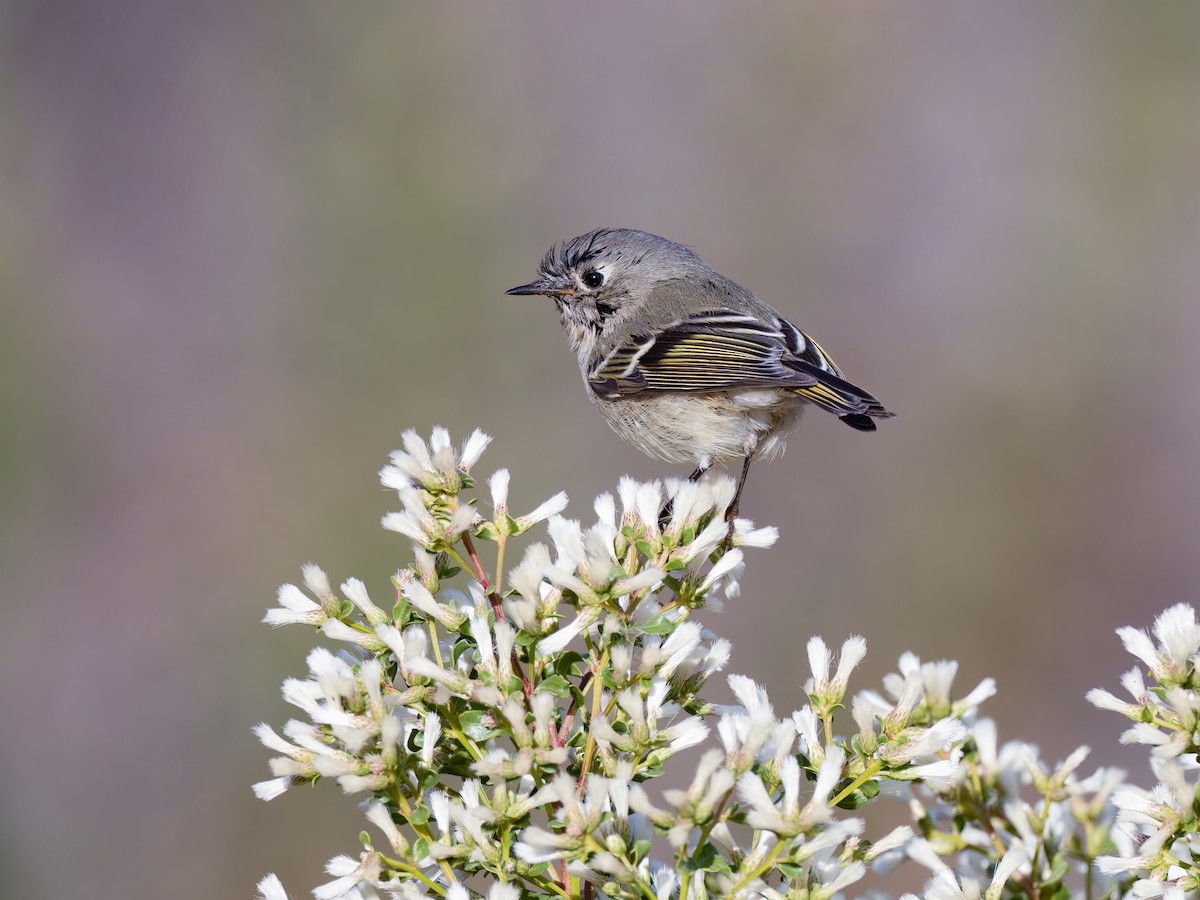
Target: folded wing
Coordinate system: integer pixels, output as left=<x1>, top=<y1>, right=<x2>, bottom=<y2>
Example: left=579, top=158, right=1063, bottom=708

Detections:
left=587, top=309, right=893, bottom=429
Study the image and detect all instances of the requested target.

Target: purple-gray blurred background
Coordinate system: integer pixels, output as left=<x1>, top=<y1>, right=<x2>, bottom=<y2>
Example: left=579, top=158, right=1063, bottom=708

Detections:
left=3, top=3, right=1200, bottom=897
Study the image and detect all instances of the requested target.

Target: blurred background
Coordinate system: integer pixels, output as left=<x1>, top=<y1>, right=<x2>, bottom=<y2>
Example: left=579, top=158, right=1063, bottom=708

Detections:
left=3, top=2, right=1200, bottom=896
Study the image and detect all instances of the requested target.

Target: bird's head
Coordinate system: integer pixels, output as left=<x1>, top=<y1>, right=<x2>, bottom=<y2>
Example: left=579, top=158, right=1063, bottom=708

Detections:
left=506, top=228, right=706, bottom=353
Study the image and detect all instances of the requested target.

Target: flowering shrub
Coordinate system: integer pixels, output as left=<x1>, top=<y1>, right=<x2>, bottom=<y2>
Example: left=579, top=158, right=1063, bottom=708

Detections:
left=254, top=428, right=1200, bottom=900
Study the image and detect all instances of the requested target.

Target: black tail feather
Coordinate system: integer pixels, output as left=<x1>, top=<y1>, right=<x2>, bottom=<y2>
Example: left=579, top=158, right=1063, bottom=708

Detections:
left=840, top=414, right=877, bottom=431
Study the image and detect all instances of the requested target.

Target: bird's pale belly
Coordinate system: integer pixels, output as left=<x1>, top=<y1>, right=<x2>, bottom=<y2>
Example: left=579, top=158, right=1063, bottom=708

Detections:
left=588, top=387, right=804, bottom=468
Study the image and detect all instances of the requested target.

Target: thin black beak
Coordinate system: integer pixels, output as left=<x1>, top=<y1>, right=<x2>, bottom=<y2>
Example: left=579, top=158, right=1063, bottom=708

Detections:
left=505, top=279, right=573, bottom=297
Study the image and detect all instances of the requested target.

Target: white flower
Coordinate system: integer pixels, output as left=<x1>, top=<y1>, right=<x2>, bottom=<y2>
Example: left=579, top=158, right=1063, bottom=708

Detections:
left=673, top=517, right=729, bottom=568
left=381, top=487, right=442, bottom=548
left=1120, top=724, right=1187, bottom=757
left=661, top=478, right=710, bottom=535
left=1094, top=853, right=1154, bottom=875
left=877, top=718, right=968, bottom=765
left=731, top=519, right=779, bottom=549
left=633, top=748, right=736, bottom=848
left=887, top=653, right=995, bottom=721
left=341, top=577, right=388, bottom=626
left=375, top=622, right=429, bottom=682
left=516, top=491, right=569, bottom=532
left=398, top=571, right=466, bottom=630
left=908, top=837, right=952, bottom=875
left=1087, top=686, right=1144, bottom=719
left=301, top=562, right=333, bottom=599
left=488, top=467, right=510, bottom=514
left=264, top=582, right=328, bottom=627
left=808, top=744, right=848, bottom=820
left=613, top=567, right=667, bottom=597
left=536, top=608, right=598, bottom=656
left=313, top=852, right=381, bottom=900
left=671, top=635, right=731, bottom=685
left=252, top=722, right=319, bottom=799
left=256, top=874, right=290, bottom=900
left=794, top=706, right=825, bottom=765
left=897, top=759, right=962, bottom=790
left=808, top=637, right=832, bottom=692
left=421, top=712, right=442, bottom=768
left=865, top=825, right=915, bottom=862
left=645, top=621, right=703, bottom=680
left=634, top=480, right=664, bottom=539
left=807, top=634, right=867, bottom=705
left=321, top=618, right=387, bottom=652
left=860, top=671, right=925, bottom=740
left=1117, top=603, right=1200, bottom=683
left=381, top=427, right=491, bottom=493
left=252, top=776, right=292, bottom=801
left=699, top=547, right=744, bottom=598
left=458, top=428, right=491, bottom=470
left=987, top=848, right=1027, bottom=899
left=548, top=514, right=586, bottom=568
left=364, top=800, right=409, bottom=855
left=919, top=868, right=982, bottom=900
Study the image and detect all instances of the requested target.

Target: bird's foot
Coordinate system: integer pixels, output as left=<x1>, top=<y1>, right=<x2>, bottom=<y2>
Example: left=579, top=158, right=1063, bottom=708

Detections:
left=721, top=501, right=739, bottom=551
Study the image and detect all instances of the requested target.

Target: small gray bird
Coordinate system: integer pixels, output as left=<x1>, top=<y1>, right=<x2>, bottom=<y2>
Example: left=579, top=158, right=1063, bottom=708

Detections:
left=507, top=228, right=893, bottom=517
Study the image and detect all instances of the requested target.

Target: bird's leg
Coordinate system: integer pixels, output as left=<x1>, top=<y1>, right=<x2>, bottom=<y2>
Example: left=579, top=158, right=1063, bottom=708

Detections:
left=661, top=465, right=709, bottom=529
left=723, top=451, right=755, bottom=550
left=729, top=452, right=755, bottom=521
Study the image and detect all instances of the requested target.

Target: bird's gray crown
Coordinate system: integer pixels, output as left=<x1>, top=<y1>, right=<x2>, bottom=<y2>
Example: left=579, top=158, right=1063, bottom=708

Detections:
left=538, top=228, right=706, bottom=280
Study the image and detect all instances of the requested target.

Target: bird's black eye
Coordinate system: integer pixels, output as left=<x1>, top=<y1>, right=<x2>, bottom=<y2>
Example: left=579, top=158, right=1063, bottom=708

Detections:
left=582, top=270, right=604, bottom=289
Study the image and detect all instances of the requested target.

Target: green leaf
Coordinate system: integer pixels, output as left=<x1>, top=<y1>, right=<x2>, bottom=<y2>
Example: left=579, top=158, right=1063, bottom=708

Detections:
left=413, top=837, right=429, bottom=861
left=553, top=651, right=588, bottom=676
left=1046, top=854, right=1070, bottom=883
left=635, top=540, right=654, bottom=558
left=537, top=674, right=573, bottom=698
left=474, top=521, right=500, bottom=541
left=459, top=709, right=504, bottom=741
left=451, top=636, right=474, bottom=667
left=664, top=557, right=687, bottom=571
left=409, top=805, right=431, bottom=825
left=681, top=842, right=718, bottom=873
left=434, top=553, right=460, bottom=579
left=640, top=615, right=675, bottom=635
left=630, top=838, right=652, bottom=863
left=514, top=630, right=538, bottom=648
left=836, top=788, right=872, bottom=810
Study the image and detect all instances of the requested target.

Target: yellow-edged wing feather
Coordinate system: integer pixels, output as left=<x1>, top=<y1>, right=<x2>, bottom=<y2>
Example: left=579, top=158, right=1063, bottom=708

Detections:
left=587, top=310, right=893, bottom=426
